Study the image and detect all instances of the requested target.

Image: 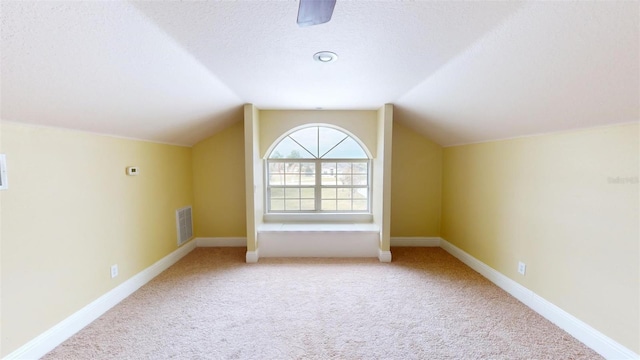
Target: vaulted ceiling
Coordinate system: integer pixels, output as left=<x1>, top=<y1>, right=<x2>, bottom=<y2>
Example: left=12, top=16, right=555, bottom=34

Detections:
left=1, top=1, right=638, bottom=146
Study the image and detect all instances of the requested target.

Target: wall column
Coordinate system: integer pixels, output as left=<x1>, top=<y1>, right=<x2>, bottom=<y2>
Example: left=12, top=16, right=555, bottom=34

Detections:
left=244, top=104, right=262, bottom=262
left=374, top=104, right=393, bottom=262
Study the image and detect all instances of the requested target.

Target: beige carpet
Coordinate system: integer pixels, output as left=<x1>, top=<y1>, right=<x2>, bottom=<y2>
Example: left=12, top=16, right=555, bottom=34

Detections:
left=43, top=247, right=601, bottom=359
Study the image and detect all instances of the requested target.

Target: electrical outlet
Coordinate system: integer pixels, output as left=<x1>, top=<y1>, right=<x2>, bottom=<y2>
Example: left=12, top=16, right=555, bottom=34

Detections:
left=518, top=261, right=526, bottom=275
left=110, top=264, right=119, bottom=278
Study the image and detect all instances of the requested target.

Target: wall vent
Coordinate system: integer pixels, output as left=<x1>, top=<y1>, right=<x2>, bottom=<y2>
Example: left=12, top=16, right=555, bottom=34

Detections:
left=176, top=206, right=193, bottom=246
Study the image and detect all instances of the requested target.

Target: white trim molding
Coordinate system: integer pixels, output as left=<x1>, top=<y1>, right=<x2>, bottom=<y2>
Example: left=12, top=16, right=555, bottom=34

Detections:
left=378, top=249, right=392, bottom=262
left=391, top=237, right=441, bottom=247
left=7, top=236, right=636, bottom=360
left=196, top=237, right=246, bottom=247
left=4, top=240, right=197, bottom=360
left=246, top=249, right=259, bottom=263
left=256, top=224, right=381, bottom=260
left=439, top=238, right=639, bottom=360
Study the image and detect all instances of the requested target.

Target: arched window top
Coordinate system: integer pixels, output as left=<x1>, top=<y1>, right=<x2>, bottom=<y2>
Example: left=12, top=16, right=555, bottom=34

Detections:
left=268, top=126, right=368, bottom=160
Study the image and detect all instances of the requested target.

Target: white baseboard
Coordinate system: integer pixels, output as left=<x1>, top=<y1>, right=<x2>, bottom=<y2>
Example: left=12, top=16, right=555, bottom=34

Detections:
left=378, top=249, right=392, bottom=262
left=246, top=249, right=259, bottom=263
left=196, top=237, right=246, bottom=247
left=7, top=236, right=636, bottom=360
left=391, top=237, right=441, bottom=247
left=439, top=238, right=638, bottom=360
left=3, top=240, right=197, bottom=360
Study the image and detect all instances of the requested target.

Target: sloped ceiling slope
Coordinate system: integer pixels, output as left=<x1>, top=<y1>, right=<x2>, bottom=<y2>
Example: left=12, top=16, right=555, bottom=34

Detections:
left=1, top=1, right=637, bottom=146
left=0, top=1, right=241, bottom=145
left=396, top=1, right=639, bottom=146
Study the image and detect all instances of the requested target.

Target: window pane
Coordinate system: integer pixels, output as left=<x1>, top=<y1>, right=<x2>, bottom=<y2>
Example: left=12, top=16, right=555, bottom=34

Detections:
left=318, top=127, right=348, bottom=157
left=289, top=127, right=319, bottom=158
left=352, top=175, right=367, bottom=185
left=321, top=200, right=336, bottom=211
left=269, top=162, right=284, bottom=173
left=301, top=199, right=315, bottom=211
left=353, top=188, right=368, bottom=199
left=337, top=188, right=352, bottom=199
left=270, top=137, right=314, bottom=159
left=285, top=200, right=300, bottom=211
left=322, top=137, right=367, bottom=159
left=285, top=162, right=300, bottom=173
left=285, top=188, right=300, bottom=198
left=321, top=163, right=336, bottom=185
left=322, top=175, right=336, bottom=186
left=300, top=162, right=315, bottom=185
left=338, top=174, right=352, bottom=185
left=321, top=188, right=336, bottom=199
left=301, top=188, right=315, bottom=198
left=352, top=162, right=367, bottom=174
left=301, top=162, right=315, bottom=174
left=337, top=163, right=351, bottom=174
left=285, top=175, right=300, bottom=185
left=271, top=188, right=284, bottom=199
left=322, top=162, right=337, bottom=174
left=353, top=200, right=368, bottom=211
left=270, top=199, right=284, bottom=211
left=301, top=173, right=315, bottom=185
left=269, top=174, right=284, bottom=185
left=337, top=200, right=352, bottom=211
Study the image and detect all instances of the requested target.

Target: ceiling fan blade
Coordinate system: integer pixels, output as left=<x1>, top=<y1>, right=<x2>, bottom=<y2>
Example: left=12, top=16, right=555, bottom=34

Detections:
left=297, top=0, right=336, bottom=27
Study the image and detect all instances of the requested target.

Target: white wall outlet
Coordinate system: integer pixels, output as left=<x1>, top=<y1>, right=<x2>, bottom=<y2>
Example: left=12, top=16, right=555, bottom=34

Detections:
left=518, top=261, right=526, bottom=275
left=126, top=166, right=139, bottom=176
left=110, top=264, right=119, bottom=278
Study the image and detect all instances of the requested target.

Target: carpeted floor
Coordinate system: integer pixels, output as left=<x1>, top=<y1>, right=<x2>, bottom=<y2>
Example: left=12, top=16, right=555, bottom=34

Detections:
left=43, top=247, right=601, bottom=359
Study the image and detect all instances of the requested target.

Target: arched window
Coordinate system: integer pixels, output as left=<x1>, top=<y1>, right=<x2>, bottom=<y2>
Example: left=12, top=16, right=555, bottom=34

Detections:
left=266, top=126, right=371, bottom=213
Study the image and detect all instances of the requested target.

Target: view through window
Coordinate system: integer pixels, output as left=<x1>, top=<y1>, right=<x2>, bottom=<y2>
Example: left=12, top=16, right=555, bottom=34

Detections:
left=266, top=126, right=370, bottom=213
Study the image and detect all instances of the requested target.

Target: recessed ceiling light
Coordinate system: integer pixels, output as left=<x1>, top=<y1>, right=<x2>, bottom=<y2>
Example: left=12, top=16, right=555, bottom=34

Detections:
left=313, top=51, right=338, bottom=63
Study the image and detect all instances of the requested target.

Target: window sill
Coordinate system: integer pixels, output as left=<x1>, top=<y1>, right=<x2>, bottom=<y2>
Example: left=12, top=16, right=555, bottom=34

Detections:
left=258, top=222, right=379, bottom=233
left=263, top=213, right=373, bottom=224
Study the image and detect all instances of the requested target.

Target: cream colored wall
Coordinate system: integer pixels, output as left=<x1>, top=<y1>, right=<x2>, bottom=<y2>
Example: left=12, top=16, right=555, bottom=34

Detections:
left=0, top=122, right=194, bottom=356
left=192, top=120, right=246, bottom=237
left=259, top=110, right=378, bottom=158
left=6, top=111, right=633, bottom=355
left=390, top=121, right=442, bottom=237
left=441, top=123, right=639, bottom=353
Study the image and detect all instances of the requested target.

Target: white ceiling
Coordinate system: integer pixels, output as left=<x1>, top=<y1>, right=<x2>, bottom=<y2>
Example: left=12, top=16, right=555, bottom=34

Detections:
left=1, top=1, right=638, bottom=146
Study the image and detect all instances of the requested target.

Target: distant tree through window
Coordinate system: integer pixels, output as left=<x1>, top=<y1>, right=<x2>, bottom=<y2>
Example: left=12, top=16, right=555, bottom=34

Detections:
left=266, top=126, right=371, bottom=213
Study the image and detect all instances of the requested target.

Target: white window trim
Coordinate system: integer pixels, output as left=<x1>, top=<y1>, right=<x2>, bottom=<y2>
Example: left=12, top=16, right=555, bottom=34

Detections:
left=264, top=126, right=374, bottom=223
left=263, top=212, right=374, bottom=223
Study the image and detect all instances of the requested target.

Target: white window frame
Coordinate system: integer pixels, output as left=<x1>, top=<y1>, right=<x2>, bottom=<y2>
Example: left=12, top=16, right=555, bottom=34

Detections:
left=263, top=126, right=373, bottom=222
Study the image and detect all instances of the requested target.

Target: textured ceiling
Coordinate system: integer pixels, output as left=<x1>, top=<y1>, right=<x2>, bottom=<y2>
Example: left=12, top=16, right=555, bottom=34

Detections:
left=1, top=1, right=638, bottom=146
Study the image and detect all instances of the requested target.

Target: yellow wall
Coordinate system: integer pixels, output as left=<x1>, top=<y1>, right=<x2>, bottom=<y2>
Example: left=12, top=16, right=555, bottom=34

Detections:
left=441, top=123, right=639, bottom=353
left=192, top=120, right=246, bottom=237
left=391, top=121, right=442, bottom=237
left=0, top=122, right=194, bottom=356
left=4, top=114, right=636, bottom=355
left=259, top=110, right=378, bottom=158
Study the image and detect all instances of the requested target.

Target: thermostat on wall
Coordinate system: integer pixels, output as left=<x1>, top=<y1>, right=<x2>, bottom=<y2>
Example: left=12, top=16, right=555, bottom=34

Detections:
left=126, top=166, right=139, bottom=176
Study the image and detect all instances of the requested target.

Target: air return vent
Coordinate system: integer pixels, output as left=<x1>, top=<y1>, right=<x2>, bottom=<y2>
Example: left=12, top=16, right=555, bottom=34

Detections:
left=176, top=206, right=193, bottom=246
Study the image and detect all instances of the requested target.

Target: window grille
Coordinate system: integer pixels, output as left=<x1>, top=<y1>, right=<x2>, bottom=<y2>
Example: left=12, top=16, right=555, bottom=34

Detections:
left=266, top=126, right=370, bottom=213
